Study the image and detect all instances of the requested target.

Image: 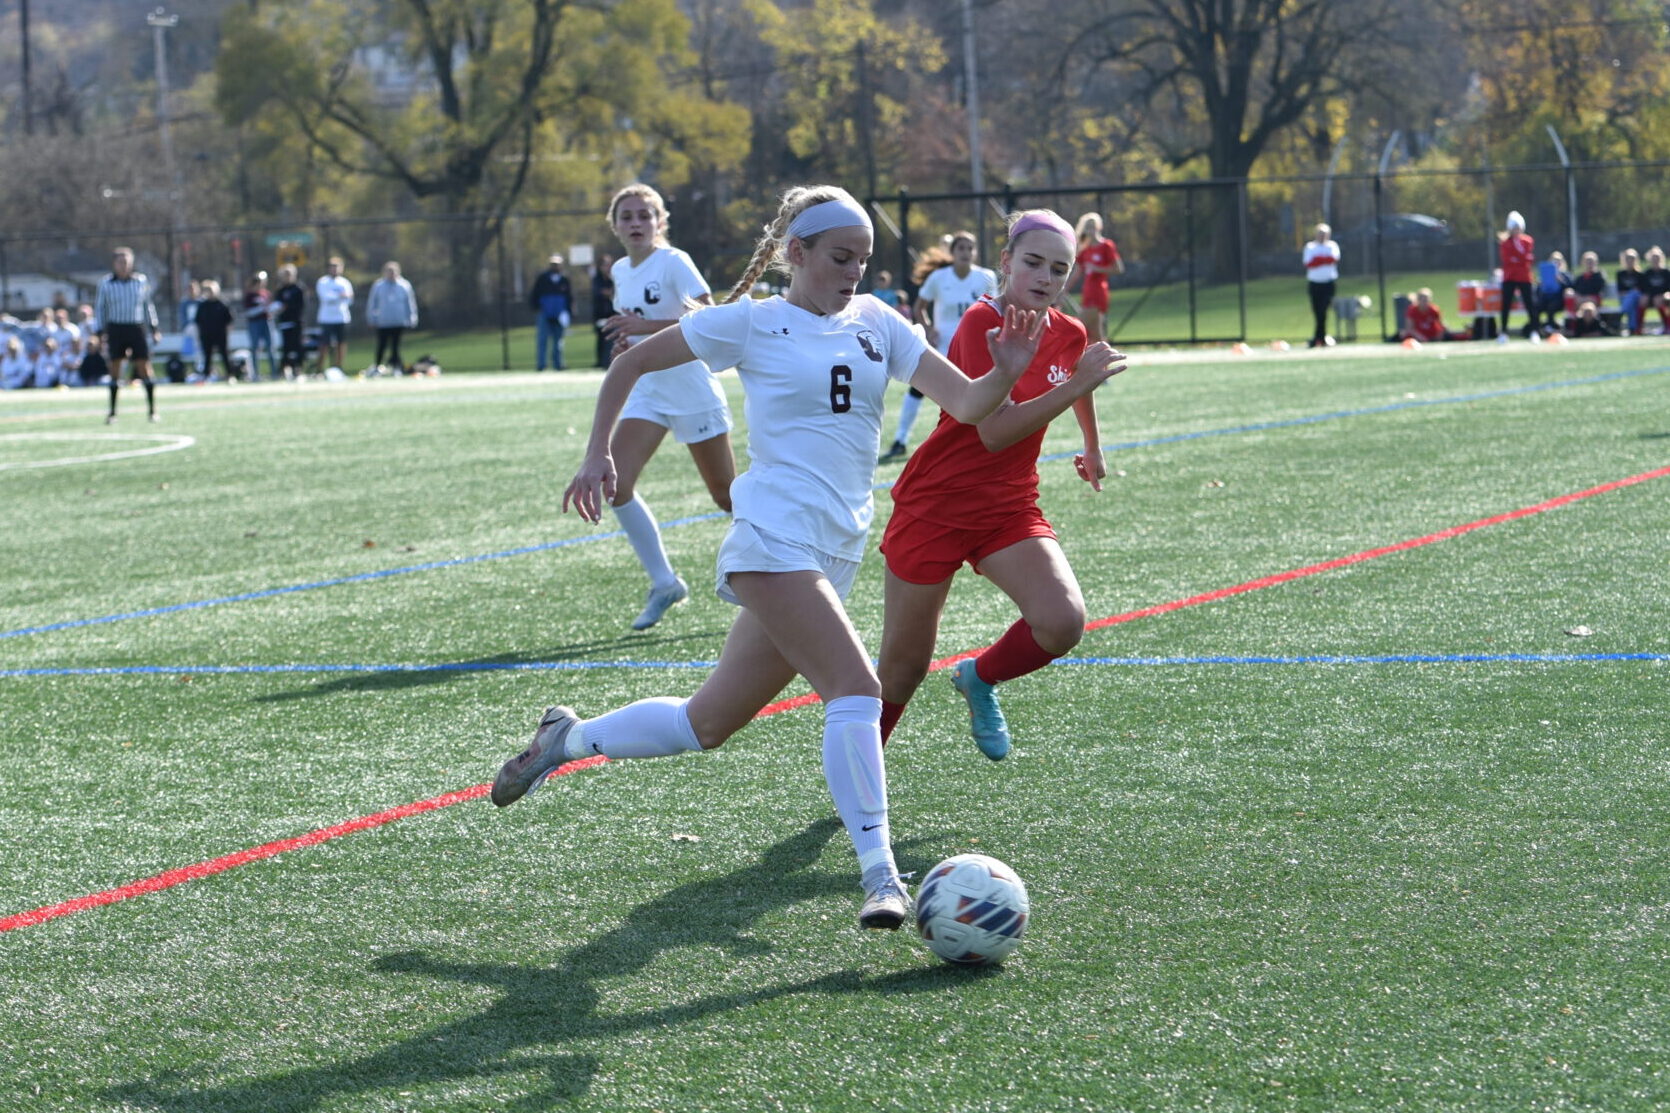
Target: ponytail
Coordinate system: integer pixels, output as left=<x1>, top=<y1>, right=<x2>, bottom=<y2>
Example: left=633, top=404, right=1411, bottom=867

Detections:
left=721, top=184, right=859, bottom=304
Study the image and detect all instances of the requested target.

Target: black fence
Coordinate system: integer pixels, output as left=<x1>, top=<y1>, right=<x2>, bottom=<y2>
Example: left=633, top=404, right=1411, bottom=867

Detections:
left=5, top=158, right=1669, bottom=368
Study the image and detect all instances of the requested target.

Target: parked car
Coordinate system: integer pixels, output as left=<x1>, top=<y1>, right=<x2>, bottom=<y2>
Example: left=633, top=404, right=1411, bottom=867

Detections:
left=1339, top=213, right=1452, bottom=244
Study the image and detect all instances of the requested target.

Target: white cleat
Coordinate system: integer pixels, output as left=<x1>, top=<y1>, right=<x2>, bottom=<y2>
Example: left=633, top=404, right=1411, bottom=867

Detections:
left=632, top=577, right=689, bottom=631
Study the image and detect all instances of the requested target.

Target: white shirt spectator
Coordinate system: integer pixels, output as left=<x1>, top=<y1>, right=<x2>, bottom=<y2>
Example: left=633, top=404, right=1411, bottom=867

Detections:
left=316, top=274, right=355, bottom=324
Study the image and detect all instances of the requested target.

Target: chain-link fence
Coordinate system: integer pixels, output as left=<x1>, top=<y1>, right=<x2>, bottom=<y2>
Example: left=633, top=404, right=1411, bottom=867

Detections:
left=6, top=159, right=1670, bottom=371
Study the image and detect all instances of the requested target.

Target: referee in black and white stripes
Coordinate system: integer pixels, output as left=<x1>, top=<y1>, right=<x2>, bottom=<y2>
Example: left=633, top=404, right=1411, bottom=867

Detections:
left=94, top=246, right=162, bottom=424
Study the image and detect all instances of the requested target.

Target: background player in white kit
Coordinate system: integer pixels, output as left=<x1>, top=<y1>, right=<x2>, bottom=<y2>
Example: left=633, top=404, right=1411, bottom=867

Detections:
left=880, top=231, right=997, bottom=462
left=491, top=185, right=1044, bottom=931
left=597, top=183, right=738, bottom=630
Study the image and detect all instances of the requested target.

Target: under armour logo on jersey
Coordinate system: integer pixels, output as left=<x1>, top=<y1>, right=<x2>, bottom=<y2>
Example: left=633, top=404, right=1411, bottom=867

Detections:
left=1047, top=364, right=1070, bottom=385
left=856, top=329, right=883, bottom=362
left=644, top=281, right=662, bottom=305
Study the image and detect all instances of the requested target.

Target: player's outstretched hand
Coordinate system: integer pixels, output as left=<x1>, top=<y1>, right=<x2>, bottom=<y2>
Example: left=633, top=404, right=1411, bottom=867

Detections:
left=986, top=303, right=1047, bottom=380
left=1076, top=341, right=1128, bottom=388
left=563, top=453, right=616, bottom=523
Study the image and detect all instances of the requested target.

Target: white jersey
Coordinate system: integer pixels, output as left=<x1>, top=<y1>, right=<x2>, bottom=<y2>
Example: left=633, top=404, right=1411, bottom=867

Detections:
left=918, top=265, right=997, bottom=354
left=316, top=275, right=354, bottom=324
left=612, top=247, right=728, bottom=416
left=682, top=294, right=927, bottom=561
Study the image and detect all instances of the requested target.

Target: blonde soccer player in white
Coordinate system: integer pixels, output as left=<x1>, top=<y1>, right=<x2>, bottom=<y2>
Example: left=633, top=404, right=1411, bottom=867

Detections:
left=492, top=185, right=1045, bottom=930
left=596, top=183, right=738, bottom=630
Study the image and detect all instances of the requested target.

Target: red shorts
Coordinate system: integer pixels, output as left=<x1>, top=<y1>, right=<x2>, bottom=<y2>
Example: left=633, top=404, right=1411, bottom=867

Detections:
left=1081, top=280, right=1110, bottom=312
left=881, top=503, right=1057, bottom=585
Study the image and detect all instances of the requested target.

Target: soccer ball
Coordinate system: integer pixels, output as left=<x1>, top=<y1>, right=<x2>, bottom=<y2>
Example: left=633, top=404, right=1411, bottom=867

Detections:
left=914, top=853, right=1029, bottom=966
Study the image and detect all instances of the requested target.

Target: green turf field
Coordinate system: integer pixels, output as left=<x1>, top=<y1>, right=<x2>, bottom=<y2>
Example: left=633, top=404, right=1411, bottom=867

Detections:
left=3, top=336, right=1668, bottom=1111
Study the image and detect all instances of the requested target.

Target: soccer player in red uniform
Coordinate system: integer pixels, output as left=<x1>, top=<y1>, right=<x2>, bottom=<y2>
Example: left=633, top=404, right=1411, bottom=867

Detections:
left=1400, top=288, right=1469, bottom=342
left=1073, top=212, right=1124, bottom=341
left=877, top=209, right=1128, bottom=760
left=1498, top=211, right=1538, bottom=341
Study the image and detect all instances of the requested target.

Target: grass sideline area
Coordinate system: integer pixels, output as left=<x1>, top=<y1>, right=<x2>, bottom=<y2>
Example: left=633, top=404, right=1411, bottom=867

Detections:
left=3, top=337, right=1669, bottom=1111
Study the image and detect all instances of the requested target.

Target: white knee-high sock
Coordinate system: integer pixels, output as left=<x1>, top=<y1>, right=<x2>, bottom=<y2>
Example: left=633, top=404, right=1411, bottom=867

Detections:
left=611, top=494, right=678, bottom=589
left=893, top=391, right=924, bottom=446
left=563, top=696, right=703, bottom=760
left=821, top=695, right=898, bottom=890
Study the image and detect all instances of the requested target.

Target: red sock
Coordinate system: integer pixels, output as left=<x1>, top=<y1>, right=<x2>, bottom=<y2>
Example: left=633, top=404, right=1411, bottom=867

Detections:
left=880, top=699, right=907, bottom=745
left=975, top=620, right=1059, bottom=685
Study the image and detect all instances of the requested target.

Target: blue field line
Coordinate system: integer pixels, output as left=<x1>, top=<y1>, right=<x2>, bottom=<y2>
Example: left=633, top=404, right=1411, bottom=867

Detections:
left=7, top=363, right=1667, bottom=644
left=4, top=649, right=1663, bottom=679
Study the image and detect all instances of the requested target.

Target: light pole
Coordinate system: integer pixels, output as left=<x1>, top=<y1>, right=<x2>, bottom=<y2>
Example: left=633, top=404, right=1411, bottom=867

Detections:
left=148, top=7, right=184, bottom=303
left=961, top=0, right=986, bottom=247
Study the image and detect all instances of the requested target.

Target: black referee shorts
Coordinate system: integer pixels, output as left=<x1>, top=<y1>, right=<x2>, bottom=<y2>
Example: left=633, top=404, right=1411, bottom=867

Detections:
left=106, top=324, right=151, bottom=361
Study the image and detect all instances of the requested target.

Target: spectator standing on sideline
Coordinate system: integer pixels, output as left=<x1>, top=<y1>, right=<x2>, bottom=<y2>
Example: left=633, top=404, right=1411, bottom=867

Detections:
left=273, top=264, right=307, bottom=379
left=1073, top=212, right=1124, bottom=341
left=243, top=272, right=278, bottom=380
left=94, top=245, right=161, bottom=423
left=314, top=257, right=354, bottom=373
left=178, top=279, right=202, bottom=363
left=1497, top=211, right=1538, bottom=342
left=597, top=182, right=737, bottom=630
left=366, top=261, right=419, bottom=375
left=882, top=231, right=996, bottom=462
left=590, top=253, right=615, bottom=369
left=490, top=184, right=1043, bottom=931
left=1302, top=222, right=1339, bottom=349
left=193, top=280, right=237, bottom=381
left=529, top=254, right=572, bottom=371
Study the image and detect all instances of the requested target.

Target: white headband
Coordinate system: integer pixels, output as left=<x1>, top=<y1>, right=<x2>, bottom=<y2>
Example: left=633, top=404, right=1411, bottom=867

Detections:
left=787, top=197, right=873, bottom=241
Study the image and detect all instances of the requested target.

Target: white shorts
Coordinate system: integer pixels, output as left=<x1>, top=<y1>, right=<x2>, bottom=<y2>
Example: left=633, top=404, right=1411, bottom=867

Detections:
left=714, top=519, right=860, bottom=606
left=618, top=396, right=732, bottom=445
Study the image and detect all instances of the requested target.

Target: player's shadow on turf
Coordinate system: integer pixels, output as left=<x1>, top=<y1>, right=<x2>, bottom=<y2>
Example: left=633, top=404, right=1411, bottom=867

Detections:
left=252, top=630, right=727, bottom=704
left=105, top=818, right=959, bottom=1113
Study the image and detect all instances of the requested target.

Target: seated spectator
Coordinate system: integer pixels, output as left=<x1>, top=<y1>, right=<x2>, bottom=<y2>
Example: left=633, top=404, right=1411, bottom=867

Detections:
left=1570, top=251, right=1607, bottom=305
left=1643, top=245, right=1670, bottom=335
left=58, top=335, right=84, bottom=386
left=1400, top=287, right=1470, bottom=342
left=33, top=336, right=61, bottom=388
left=77, top=334, right=110, bottom=388
left=1535, top=251, right=1572, bottom=333
left=0, top=336, right=28, bottom=389
left=1566, top=300, right=1618, bottom=338
left=1616, top=248, right=1645, bottom=334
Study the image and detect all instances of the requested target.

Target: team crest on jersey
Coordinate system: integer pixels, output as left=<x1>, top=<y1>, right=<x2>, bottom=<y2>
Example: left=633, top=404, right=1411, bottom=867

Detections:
left=1046, top=364, right=1070, bottom=385
left=643, top=281, right=663, bottom=305
left=856, top=329, right=883, bottom=362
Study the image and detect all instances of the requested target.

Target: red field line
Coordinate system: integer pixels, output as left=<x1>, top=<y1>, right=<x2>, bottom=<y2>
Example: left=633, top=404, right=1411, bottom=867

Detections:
left=5, top=464, right=1666, bottom=933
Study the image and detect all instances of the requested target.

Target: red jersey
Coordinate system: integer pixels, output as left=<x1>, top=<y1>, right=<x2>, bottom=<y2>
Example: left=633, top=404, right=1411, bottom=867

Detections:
left=1076, top=238, right=1120, bottom=294
left=1500, top=233, right=1536, bottom=284
left=1405, top=303, right=1445, bottom=341
left=889, top=300, right=1089, bottom=528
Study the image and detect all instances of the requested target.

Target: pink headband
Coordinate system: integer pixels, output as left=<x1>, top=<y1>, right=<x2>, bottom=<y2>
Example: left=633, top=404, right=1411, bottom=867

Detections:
left=1008, top=211, right=1075, bottom=247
